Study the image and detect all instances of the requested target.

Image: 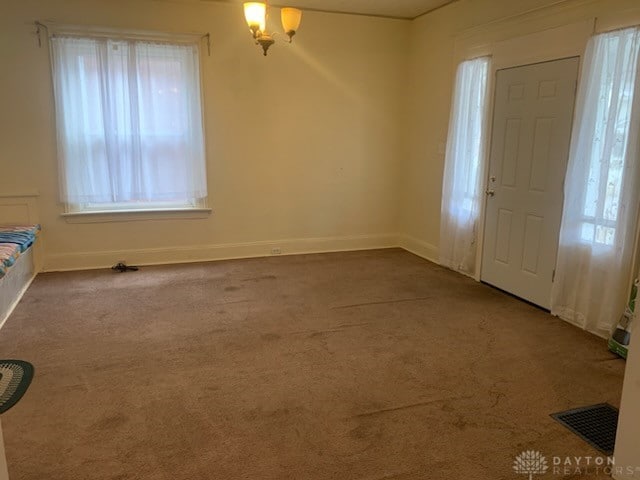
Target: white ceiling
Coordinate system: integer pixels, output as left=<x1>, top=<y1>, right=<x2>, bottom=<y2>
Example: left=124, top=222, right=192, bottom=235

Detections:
left=214, top=0, right=458, bottom=20
left=276, top=0, right=457, bottom=19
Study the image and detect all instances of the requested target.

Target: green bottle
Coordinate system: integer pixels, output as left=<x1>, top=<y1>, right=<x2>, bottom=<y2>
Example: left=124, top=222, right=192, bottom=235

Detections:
left=608, top=279, right=638, bottom=359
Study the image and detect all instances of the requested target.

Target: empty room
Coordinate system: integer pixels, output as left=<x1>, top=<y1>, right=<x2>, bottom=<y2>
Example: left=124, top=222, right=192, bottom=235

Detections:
left=2, top=0, right=640, bottom=478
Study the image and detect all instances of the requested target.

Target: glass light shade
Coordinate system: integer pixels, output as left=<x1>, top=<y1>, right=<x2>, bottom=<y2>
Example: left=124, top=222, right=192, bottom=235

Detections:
left=281, top=7, right=302, bottom=34
left=244, top=2, right=266, bottom=33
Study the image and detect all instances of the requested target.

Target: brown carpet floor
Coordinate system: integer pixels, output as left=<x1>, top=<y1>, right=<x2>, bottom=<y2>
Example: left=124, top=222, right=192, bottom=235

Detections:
left=0, top=248, right=625, bottom=479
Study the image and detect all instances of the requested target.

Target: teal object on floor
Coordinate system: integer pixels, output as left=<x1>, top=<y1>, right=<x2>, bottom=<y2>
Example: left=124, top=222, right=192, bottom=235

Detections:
left=0, top=360, right=33, bottom=414
left=608, top=279, right=638, bottom=360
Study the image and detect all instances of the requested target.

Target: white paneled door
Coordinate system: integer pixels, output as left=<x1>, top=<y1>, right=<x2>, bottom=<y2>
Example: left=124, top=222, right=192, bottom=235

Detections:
left=481, top=57, right=579, bottom=309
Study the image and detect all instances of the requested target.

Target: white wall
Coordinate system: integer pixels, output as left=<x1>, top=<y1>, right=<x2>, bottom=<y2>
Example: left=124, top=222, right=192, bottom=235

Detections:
left=614, top=322, right=640, bottom=479
left=399, top=0, right=640, bottom=262
left=4, top=0, right=640, bottom=474
left=0, top=0, right=409, bottom=271
left=401, top=0, right=640, bottom=474
left=0, top=421, right=8, bottom=480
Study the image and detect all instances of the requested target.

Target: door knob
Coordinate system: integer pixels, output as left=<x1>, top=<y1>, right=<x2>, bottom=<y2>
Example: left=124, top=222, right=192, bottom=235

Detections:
left=486, top=189, right=495, bottom=197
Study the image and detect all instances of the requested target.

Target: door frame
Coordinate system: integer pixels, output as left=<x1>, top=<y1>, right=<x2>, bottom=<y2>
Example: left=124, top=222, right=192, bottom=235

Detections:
left=451, top=19, right=594, bottom=280
left=478, top=56, right=580, bottom=307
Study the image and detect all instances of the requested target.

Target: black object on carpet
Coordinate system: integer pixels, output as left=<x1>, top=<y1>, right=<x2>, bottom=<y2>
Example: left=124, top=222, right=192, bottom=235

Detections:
left=551, top=403, right=618, bottom=455
left=0, top=360, right=34, bottom=414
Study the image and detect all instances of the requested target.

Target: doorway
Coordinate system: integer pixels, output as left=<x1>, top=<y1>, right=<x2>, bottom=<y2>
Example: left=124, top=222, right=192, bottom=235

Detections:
left=481, top=57, right=579, bottom=309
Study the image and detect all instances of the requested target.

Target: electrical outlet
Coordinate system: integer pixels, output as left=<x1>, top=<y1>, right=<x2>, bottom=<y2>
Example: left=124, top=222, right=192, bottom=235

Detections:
left=271, top=248, right=282, bottom=255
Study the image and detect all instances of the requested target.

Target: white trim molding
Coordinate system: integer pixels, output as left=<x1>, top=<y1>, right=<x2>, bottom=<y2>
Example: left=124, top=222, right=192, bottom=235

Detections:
left=61, top=208, right=212, bottom=223
left=0, top=191, right=40, bottom=199
left=398, top=234, right=438, bottom=264
left=44, top=233, right=401, bottom=271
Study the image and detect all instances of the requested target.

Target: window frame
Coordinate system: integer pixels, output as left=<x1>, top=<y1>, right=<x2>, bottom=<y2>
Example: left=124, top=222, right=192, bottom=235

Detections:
left=576, top=34, right=638, bottom=248
left=48, top=26, right=210, bottom=219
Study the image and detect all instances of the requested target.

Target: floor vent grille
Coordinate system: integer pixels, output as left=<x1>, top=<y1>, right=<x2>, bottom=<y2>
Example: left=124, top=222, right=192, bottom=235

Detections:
left=551, top=403, right=618, bottom=455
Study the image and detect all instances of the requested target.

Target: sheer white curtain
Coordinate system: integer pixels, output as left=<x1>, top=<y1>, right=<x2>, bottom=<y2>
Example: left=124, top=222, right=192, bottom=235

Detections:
left=551, top=27, right=640, bottom=338
left=440, top=57, right=491, bottom=276
left=50, top=35, right=207, bottom=206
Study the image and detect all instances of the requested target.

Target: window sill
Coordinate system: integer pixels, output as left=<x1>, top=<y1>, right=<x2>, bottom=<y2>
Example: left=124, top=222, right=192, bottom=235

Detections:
left=61, top=207, right=212, bottom=224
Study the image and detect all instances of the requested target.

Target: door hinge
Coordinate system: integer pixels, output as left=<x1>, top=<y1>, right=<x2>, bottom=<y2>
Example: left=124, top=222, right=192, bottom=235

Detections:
left=552, top=269, right=556, bottom=282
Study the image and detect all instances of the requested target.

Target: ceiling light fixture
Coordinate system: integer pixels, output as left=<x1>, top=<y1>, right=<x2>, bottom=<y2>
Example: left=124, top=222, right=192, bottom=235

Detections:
left=243, top=2, right=302, bottom=56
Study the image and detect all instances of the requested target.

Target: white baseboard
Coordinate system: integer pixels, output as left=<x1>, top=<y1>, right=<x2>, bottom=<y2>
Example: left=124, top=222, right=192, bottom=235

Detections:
left=44, top=233, right=401, bottom=272
left=397, top=234, right=438, bottom=264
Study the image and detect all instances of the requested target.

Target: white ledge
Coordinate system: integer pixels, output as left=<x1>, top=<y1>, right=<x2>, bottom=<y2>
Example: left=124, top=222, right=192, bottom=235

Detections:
left=61, top=208, right=212, bottom=224
left=0, top=191, right=40, bottom=198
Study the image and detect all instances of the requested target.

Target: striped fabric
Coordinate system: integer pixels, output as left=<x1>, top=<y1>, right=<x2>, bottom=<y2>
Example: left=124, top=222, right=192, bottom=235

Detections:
left=0, top=244, right=20, bottom=279
left=0, top=224, right=40, bottom=279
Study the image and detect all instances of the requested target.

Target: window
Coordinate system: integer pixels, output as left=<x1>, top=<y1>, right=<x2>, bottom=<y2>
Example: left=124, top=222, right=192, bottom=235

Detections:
left=442, top=57, right=490, bottom=225
left=577, top=28, right=640, bottom=247
left=50, top=34, right=207, bottom=213
left=550, top=27, right=640, bottom=336
left=439, top=56, right=490, bottom=275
